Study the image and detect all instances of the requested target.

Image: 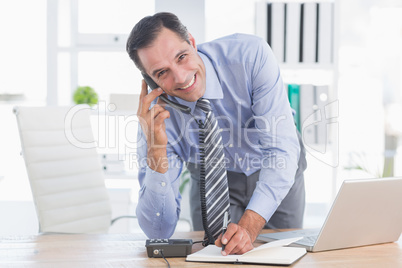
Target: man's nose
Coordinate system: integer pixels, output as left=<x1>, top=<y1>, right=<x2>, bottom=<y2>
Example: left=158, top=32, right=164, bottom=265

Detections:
left=172, top=67, right=187, bottom=85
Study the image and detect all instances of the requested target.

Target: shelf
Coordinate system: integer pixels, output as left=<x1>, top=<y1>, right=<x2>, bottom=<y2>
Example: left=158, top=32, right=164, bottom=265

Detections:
left=279, top=63, right=334, bottom=70
left=281, top=68, right=335, bottom=86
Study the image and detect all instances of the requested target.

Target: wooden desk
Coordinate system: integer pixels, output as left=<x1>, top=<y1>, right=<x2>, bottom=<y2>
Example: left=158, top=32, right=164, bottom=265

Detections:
left=0, top=231, right=401, bottom=267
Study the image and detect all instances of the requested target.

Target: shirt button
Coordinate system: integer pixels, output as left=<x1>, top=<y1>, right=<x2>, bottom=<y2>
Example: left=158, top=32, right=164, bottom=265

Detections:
left=229, top=144, right=233, bottom=148
left=161, top=181, right=166, bottom=187
left=246, top=167, right=250, bottom=171
left=238, top=158, right=243, bottom=161
left=156, top=212, right=160, bottom=217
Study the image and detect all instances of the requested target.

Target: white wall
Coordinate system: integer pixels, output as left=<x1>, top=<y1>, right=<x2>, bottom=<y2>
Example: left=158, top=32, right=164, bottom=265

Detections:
left=155, top=0, right=205, bottom=43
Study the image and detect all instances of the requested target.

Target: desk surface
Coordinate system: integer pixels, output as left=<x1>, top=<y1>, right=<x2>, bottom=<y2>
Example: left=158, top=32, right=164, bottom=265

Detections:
left=0, top=230, right=401, bottom=267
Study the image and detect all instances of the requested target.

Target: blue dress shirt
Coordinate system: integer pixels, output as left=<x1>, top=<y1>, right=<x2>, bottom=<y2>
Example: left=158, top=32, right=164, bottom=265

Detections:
left=136, top=33, right=300, bottom=238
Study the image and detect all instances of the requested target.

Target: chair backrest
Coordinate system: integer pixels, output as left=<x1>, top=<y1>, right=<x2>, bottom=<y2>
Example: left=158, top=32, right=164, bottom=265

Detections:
left=14, top=105, right=112, bottom=233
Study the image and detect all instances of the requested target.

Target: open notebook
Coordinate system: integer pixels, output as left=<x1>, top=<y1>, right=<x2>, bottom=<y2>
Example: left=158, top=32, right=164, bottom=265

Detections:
left=186, top=237, right=306, bottom=265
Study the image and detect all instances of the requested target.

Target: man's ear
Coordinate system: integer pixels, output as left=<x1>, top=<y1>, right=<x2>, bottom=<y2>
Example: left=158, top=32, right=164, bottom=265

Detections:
left=188, top=32, right=197, bottom=50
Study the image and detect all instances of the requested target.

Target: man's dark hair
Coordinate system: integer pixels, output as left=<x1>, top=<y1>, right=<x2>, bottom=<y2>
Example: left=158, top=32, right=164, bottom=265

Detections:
left=126, top=12, right=189, bottom=73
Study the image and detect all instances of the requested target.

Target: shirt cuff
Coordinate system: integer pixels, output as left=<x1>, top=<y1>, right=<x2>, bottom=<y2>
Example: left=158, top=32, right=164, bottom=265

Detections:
left=143, top=166, right=172, bottom=195
left=246, top=190, right=279, bottom=222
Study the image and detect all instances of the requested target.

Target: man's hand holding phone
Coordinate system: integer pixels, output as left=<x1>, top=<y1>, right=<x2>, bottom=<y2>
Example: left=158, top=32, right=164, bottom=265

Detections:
left=137, top=80, right=170, bottom=173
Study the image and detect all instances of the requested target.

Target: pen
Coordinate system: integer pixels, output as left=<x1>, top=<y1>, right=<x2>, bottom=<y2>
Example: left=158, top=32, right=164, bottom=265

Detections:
left=222, top=211, right=228, bottom=251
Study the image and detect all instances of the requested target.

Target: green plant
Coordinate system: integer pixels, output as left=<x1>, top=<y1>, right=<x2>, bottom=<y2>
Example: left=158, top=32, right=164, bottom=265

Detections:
left=344, top=151, right=386, bottom=178
left=73, top=86, right=98, bottom=106
left=179, top=167, right=191, bottom=194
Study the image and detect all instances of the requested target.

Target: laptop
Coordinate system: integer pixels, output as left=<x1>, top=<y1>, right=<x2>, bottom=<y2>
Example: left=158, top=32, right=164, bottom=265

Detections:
left=258, top=177, right=402, bottom=252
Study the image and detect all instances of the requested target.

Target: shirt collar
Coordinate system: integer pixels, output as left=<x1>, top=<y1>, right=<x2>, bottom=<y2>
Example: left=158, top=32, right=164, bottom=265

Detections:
left=167, top=51, right=223, bottom=114
left=198, top=52, right=223, bottom=100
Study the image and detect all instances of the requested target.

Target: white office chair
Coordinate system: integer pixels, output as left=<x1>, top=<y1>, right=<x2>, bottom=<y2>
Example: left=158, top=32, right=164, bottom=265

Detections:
left=14, top=105, right=135, bottom=234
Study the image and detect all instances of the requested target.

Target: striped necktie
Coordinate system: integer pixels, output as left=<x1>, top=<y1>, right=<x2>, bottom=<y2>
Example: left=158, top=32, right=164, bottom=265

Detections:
left=196, top=98, right=231, bottom=246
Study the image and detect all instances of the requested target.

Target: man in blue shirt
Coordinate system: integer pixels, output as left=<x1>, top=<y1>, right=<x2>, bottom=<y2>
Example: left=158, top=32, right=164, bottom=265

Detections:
left=126, top=12, right=306, bottom=255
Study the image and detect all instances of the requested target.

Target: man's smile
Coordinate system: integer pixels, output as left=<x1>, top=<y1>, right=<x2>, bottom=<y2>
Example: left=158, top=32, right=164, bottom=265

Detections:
left=177, top=74, right=196, bottom=90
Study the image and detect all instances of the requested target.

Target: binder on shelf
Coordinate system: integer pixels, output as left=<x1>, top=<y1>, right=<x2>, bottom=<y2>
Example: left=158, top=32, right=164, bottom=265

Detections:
left=288, top=84, right=301, bottom=131
left=315, top=85, right=329, bottom=145
left=255, top=1, right=268, bottom=41
left=317, top=2, right=334, bottom=64
left=301, top=2, right=318, bottom=63
left=269, top=2, right=285, bottom=63
left=285, top=2, right=301, bottom=64
left=299, top=84, right=316, bottom=145
left=299, top=84, right=330, bottom=146
left=255, top=0, right=335, bottom=65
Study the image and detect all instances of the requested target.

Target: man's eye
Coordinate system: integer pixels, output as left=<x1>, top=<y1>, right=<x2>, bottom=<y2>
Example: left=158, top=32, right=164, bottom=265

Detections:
left=178, top=54, right=186, bottom=61
left=157, top=70, right=166, bottom=77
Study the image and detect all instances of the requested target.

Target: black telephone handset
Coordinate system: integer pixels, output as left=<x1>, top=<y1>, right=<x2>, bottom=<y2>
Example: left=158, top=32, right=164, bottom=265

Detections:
left=142, top=73, right=191, bottom=115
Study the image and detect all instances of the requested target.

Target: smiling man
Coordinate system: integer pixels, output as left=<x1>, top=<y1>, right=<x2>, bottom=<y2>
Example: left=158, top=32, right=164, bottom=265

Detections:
left=126, top=12, right=306, bottom=255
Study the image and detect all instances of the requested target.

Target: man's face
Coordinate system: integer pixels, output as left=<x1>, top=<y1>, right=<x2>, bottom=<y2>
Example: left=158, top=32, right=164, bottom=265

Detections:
left=138, top=27, right=206, bottom=102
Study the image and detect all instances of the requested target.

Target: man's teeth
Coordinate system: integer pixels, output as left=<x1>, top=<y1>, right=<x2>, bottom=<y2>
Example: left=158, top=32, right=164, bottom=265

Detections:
left=180, top=75, right=195, bottom=89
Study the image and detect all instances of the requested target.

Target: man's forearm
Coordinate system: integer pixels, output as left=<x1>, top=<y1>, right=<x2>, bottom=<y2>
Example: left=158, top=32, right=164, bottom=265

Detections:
left=238, top=209, right=266, bottom=242
left=136, top=154, right=184, bottom=238
left=147, top=147, right=168, bottom=173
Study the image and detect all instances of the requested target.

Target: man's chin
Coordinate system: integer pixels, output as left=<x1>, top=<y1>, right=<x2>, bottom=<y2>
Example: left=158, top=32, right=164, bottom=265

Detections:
left=174, top=90, right=203, bottom=103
